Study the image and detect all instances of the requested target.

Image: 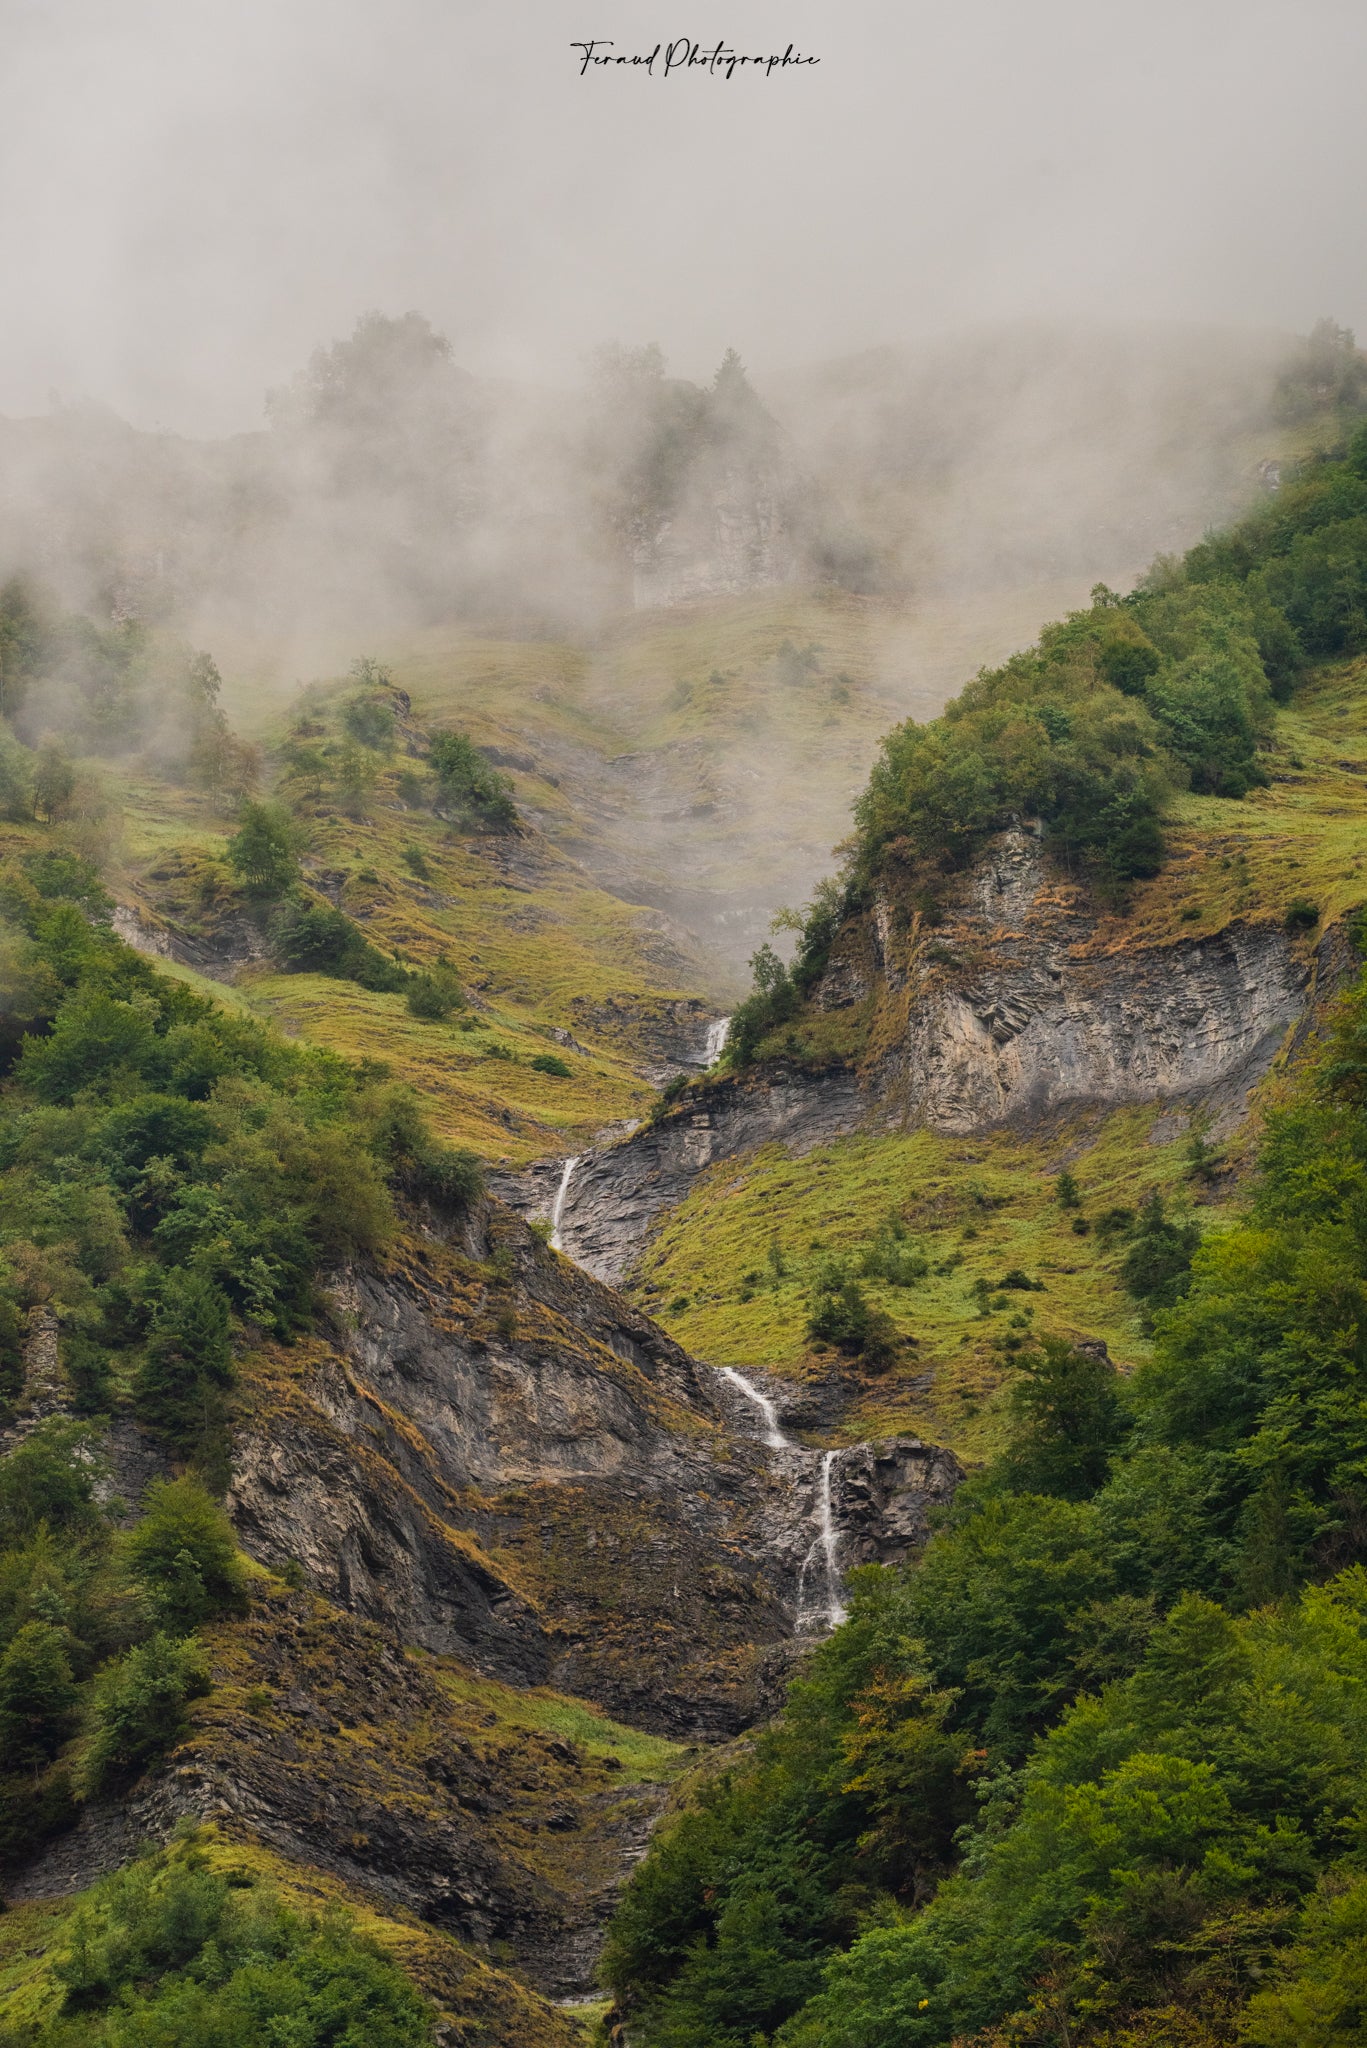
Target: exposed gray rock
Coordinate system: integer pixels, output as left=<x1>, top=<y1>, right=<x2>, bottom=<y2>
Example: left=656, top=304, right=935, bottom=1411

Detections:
left=868, top=829, right=1308, bottom=1134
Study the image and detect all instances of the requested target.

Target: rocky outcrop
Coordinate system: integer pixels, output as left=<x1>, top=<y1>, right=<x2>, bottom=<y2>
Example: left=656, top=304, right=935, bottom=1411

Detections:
left=860, top=828, right=1310, bottom=1133
left=226, top=1193, right=968, bottom=1737
left=229, top=1202, right=800, bottom=1732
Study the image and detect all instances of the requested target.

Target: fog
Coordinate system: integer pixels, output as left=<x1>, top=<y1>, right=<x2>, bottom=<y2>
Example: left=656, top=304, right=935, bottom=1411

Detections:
left=3, top=0, right=1366, bottom=433
left=1, top=0, right=1365, bottom=979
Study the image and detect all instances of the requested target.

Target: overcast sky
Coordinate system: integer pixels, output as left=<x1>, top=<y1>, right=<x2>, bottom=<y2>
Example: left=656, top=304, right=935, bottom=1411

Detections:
left=2, top=0, right=1366, bottom=432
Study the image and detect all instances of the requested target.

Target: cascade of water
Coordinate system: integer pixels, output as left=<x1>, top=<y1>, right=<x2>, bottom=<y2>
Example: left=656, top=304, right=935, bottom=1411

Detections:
left=704, top=1015, right=731, bottom=1064
left=716, top=1364, right=791, bottom=1450
left=796, top=1453, right=847, bottom=1632
left=548, top=1156, right=579, bottom=1252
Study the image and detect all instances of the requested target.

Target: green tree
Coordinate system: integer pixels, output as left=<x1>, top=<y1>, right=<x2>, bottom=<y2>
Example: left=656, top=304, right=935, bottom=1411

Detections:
left=133, top=1271, right=234, bottom=1453
left=995, top=1339, right=1124, bottom=1501
left=76, top=1631, right=209, bottom=1795
left=0, top=1618, right=77, bottom=1769
left=224, top=801, right=301, bottom=898
left=120, top=1477, right=249, bottom=1633
left=31, top=740, right=75, bottom=824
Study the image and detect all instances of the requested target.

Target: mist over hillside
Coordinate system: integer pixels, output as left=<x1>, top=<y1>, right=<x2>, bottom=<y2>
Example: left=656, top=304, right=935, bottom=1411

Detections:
left=0, top=314, right=1335, bottom=654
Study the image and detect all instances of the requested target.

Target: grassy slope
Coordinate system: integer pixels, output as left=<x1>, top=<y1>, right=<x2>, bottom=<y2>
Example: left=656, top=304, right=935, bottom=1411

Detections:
left=628, top=651, right=1367, bottom=1463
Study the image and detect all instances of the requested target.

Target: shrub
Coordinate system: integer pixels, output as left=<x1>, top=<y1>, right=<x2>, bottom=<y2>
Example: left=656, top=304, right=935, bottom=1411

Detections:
left=341, top=694, right=397, bottom=752
left=530, top=1051, right=572, bottom=1077
left=44, top=1845, right=435, bottom=2044
left=808, top=1267, right=899, bottom=1368
left=428, top=731, right=518, bottom=831
left=405, top=967, right=463, bottom=1019
left=272, top=901, right=406, bottom=992
left=1285, top=896, right=1321, bottom=931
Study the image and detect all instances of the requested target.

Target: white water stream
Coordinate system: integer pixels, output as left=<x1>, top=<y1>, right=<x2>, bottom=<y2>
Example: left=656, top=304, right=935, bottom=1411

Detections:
left=548, top=1156, right=579, bottom=1251
left=717, top=1364, right=790, bottom=1450
left=544, top=1134, right=846, bottom=1631
left=704, top=1015, right=731, bottom=1063
left=715, top=1366, right=846, bottom=1632
left=799, top=1451, right=848, bottom=1631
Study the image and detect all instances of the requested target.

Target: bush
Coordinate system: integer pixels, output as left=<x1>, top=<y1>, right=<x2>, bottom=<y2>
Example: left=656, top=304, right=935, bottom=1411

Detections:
left=272, top=900, right=406, bottom=992
left=808, top=1266, right=899, bottom=1368
left=405, top=966, right=463, bottom=1019
left=1285, top=896, right=1321, bottom=931
left=341, top=693, right=397, bottom=751
left=427, top=731, right=518, bottom=831
left=530, top=1051, right=572, bottom=1077
left=43, top=1845, right=435, bottom=2045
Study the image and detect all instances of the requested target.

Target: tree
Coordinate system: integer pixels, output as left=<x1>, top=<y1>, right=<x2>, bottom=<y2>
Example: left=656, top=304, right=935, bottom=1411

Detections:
left=1120, top=1191, right=1200, bottom=1318
left=31, top=740, right=75, bottom=824
left=76, top=1632, right=209, bottom=1795
left=996, top=1339, right=1125, bottom=1501
left=0, top=1619, right=77, bottom=1770
left=133, top=1271, right=234, bottom=1453
left=224, top=801, right=301, bottom=898
left=121, top=1477, right=249, bottom=1633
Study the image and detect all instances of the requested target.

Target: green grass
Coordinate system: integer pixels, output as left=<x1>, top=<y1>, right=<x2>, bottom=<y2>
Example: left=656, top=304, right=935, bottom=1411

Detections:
left=632, top=1105, right=1220, bottom=1463
left=433, top=1663, right=693, bottom=1784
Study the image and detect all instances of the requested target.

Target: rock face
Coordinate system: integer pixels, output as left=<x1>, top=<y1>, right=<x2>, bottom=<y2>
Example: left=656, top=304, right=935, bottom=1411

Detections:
left=861, top=828, right=1309, bottom=1133
left=226, top=1196, right=960, bottom=1737
left=515, top=1065, right=865, bottom=1286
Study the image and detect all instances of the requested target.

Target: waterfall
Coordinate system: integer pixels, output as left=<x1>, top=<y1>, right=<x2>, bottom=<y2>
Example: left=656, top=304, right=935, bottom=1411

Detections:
left=797, top=1451, right=848, bottom=1631
left=717, top=1365, right=790, bottom=1450
left=704, top=1015, right=731, bottom=1064
left=548, top=1156, right=579, bottom=1252
left=713, top=1367, right=847, bottom=1631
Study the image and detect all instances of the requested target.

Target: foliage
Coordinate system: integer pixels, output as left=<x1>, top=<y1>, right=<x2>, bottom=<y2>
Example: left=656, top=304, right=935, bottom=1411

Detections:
left=74, top=1632, right=209, bottom=1796
left=119, top=1478, right=249, bottom=1634
left=427, top=730, right=518, bottom=832
left=224, top=802, right=301, bottom=899
left=404, top=960, right=463, bottom=1019
left=6, top=1840, right=434, bottom=2046
left=807, top=1260, right=898, bottom=1368
left=272, top=899, right=407, bottom=992
left=848, top=429, right=1367, bottom=892
left=604, top=962, right=1367, bottom=2048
